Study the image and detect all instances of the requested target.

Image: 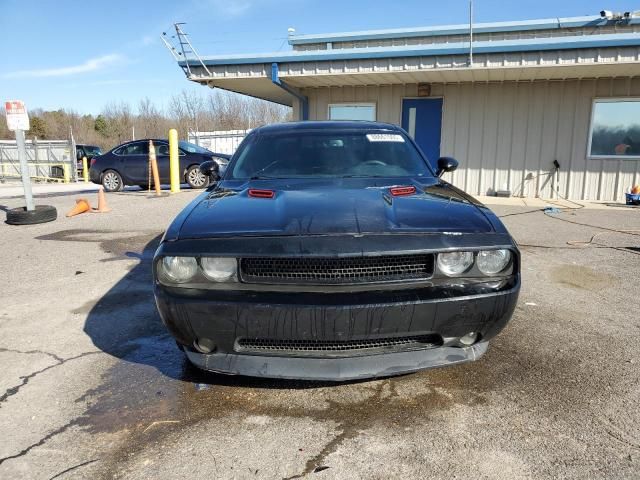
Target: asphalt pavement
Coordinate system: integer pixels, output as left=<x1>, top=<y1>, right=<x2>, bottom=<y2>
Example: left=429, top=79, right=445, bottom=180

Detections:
left=0, top=185, right=639, bottom=479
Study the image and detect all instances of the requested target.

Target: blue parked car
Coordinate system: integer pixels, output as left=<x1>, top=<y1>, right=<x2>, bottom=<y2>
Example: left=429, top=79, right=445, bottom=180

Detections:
left=89, top=139, right=230, bottom=192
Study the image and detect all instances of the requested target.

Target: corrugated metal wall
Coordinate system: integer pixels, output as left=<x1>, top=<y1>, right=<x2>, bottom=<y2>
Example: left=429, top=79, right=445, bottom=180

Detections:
left=302, top=79, right=640, bottom=201
left=293, top=24, right=640, bottom=51
left=188, top=130, right=250, bottom=154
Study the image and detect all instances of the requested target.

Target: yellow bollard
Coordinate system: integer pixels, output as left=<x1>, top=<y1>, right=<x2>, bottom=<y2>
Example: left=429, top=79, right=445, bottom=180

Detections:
left=168, top=129, right=180, bottom=193
left=63, top=164, right=70, bottom=184
left=82, top=157, right=89, bottom=183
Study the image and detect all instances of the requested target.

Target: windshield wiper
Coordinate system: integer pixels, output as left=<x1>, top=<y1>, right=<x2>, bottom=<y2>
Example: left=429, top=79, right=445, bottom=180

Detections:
left=341, top=174, right=383, bottom=178
left=249, top=175, right=278, bottom=180
left=249, top=159, right=283, bottom=179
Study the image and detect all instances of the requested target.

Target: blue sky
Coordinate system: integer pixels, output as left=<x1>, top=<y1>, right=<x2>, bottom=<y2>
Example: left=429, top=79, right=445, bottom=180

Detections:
left=0, top=0, right=635, bottom=114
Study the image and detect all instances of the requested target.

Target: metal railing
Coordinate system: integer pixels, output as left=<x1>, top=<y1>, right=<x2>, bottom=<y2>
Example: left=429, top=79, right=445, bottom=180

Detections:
left=188, top=129, right=249, bottom=155
left=0, top=139, right=76, bottom=183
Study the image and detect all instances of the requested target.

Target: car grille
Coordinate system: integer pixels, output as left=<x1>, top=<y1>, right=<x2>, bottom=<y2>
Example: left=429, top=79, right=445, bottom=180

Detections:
left=235, top=335, right=441, bottom=356
left=239, top=254, right=434, bottom=285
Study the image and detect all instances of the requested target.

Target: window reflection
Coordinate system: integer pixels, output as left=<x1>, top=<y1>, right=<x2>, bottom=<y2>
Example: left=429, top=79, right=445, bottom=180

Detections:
left=590, top=100, right=640, bottom=157
left=329, top=104, right=376, bottom=121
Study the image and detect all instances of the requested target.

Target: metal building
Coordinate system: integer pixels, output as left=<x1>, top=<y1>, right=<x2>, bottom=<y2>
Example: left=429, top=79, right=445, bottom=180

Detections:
left=171, top=13, right=640, bottom=201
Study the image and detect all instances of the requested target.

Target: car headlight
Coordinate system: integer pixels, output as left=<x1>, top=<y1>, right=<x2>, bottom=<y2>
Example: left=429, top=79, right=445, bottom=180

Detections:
left=200, top=257, right=237, bottom=282
left=160, top=256, right=198, bottom=283
left=437, top=251, right=474, bottom=276
left=477, top=249, right=512, bottom=275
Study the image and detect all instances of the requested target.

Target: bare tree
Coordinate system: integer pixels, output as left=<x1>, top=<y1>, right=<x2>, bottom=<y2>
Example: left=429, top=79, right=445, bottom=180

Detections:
left=137, top=97, right=169, bottom=139
left=101, top=102, right=134, bottom=144
left=0, top=90, right=292, bottom=150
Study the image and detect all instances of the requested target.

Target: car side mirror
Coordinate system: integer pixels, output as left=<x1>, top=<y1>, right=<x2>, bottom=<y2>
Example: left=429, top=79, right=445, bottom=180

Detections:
left=436, top=157, right=459, bottom=177
left=199, top=160, right=220, bottom=181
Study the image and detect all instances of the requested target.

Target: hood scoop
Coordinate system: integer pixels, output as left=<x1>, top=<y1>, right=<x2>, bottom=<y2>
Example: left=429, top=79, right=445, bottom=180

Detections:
left=389, top=186, right=417, bottom=197
left=248, top=189, right=275, bottom=199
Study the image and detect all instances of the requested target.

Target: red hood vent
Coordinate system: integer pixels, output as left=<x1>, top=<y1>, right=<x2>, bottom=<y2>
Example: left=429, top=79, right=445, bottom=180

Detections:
left=389, top=186, right=416, bottom=197
left=248, top=189, right=275, bottom=199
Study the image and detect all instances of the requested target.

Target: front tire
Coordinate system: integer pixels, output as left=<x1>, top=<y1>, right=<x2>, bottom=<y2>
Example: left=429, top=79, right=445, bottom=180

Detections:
left=186, top=165, right=209, bottom=189
left=102, top=170, right=123, bottom=192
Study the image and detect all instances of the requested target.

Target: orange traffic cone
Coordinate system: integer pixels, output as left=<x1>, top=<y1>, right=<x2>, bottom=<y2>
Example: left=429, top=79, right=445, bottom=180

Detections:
left=66, top=198, right=92, bottom=217
left=93, top=187, right=111, bottom=213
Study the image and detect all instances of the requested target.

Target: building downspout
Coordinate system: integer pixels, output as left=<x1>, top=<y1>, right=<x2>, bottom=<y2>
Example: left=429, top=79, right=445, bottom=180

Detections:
left=469, top=0, right=474, bottom=67
left=271, top=63, right=309, bottom=120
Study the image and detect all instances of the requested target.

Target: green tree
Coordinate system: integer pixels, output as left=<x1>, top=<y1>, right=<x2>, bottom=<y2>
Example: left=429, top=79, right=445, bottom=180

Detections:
left=28, top=116, right=47, bottom=139
left=94, top=115, right=108, bottom=136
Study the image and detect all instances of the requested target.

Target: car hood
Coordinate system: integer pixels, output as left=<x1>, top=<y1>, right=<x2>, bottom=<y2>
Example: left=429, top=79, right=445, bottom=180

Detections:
left=177, top=178, right=495, bottom=238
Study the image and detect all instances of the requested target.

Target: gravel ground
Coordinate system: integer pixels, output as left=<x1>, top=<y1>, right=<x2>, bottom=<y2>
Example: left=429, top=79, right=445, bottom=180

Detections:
left=0, top=187, right=639, bottom=479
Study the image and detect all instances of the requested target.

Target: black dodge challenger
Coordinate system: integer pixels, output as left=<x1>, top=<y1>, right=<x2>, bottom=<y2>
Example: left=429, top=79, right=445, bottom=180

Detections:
left=153, top=121, right=520, bottom=381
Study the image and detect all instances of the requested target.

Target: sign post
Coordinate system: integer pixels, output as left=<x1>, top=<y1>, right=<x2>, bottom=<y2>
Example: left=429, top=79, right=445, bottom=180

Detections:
left=5, top=100, right=34, bottom=211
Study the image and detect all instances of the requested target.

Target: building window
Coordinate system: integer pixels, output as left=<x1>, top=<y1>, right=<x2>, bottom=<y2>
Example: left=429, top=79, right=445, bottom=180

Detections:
left=328, top=103, right=376, bottom=121
left=589, top=99, right=640, bottom=158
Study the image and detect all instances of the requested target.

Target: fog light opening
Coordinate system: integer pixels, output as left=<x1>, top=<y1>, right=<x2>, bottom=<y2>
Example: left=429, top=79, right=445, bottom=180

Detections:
left=194, top=338, right=216, bottom=354
left=459, top=332, right=479, bottom=346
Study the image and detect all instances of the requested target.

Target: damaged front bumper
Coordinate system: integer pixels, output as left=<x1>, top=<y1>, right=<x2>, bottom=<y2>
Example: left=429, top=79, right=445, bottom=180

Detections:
left=183, top=342, right=489, bottom=381
left=154, top=279, right=519, bottom=381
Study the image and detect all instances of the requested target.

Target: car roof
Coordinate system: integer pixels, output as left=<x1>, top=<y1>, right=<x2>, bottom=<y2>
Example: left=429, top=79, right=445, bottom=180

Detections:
left=117, top=139, right=209, bottom=145
left=253, top=121, right=402, bottom=134
left=113, top=139, right=167, bottom=147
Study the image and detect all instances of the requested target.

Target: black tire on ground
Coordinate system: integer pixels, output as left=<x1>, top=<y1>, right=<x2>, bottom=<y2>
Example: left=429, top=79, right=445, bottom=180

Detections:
left=6, top=205, right=57, bottom=225
left=101, top=169, right=123, bottom=192
left=186, top=165, right=210, bottom=189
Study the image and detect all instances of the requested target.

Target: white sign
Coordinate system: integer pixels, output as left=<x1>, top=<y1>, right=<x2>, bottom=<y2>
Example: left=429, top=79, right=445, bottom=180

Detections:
left=366, top=133, right=405, bottom=143
left=5, top=100, right=30, bottom=131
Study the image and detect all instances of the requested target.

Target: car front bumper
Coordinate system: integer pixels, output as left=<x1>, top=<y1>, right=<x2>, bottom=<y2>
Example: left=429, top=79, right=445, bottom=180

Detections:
left=183, top=341, right=489, bottom=381
left=154, top=279, right=519, bottom=381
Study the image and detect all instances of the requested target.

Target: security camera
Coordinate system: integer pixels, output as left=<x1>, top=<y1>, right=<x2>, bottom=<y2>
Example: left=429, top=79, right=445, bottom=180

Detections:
left=601, top=10, right=613, bottom=19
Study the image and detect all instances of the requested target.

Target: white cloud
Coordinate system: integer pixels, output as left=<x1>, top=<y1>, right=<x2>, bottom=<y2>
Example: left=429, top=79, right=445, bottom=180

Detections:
left=203, top=0, right=253, bottom=17
left=141, top=35, right=156, bottom=46
left=3, top=54, right=125, bottom=79
left=194, top=0, right=300, bottom=19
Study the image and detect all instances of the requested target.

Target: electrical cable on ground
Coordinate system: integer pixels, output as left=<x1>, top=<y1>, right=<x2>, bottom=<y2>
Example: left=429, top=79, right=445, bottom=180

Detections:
left=499, top=208, right=544, bottom=218
left=501, top=182, right=640, bottom=255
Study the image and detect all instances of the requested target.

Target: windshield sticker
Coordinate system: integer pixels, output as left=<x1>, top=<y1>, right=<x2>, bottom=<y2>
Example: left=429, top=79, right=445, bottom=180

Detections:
left=366, top=134, right=405, bottom=143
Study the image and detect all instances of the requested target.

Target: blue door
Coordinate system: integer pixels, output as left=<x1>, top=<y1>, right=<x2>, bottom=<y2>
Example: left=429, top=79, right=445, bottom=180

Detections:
left=401, top=98, right=443, bottom=168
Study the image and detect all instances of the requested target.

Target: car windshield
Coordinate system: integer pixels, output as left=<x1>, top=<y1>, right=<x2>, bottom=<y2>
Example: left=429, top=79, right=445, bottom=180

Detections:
left=84, top=146, right=102, bottom=156
left=179, top=141, right=212, bottom=154
left=230, top=130, right=433, bottom=179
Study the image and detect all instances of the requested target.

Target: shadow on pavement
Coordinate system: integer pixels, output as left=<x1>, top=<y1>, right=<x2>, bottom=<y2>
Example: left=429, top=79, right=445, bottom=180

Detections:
left=81, top=233, right=346, bottom=390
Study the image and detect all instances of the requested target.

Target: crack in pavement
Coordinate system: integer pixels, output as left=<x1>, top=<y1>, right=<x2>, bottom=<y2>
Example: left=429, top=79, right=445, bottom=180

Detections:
left=282, top=380, right=398, bottom=480
left=48, top=458, right=99, bottom=479
left=0, top=351, right=104, bottom=467
left=0, top=420, right=76, bottom=466
left=0, top=351, right=101, bottom=407
left=0, top=347, right=65, bottom=364
left=284, top=428, right=354, bottom=479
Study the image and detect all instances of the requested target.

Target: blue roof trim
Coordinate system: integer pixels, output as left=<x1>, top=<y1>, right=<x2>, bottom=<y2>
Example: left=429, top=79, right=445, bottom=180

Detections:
left=288, top=15, right=640, bottom=45
left=184, top=33, right=640, bottom=67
